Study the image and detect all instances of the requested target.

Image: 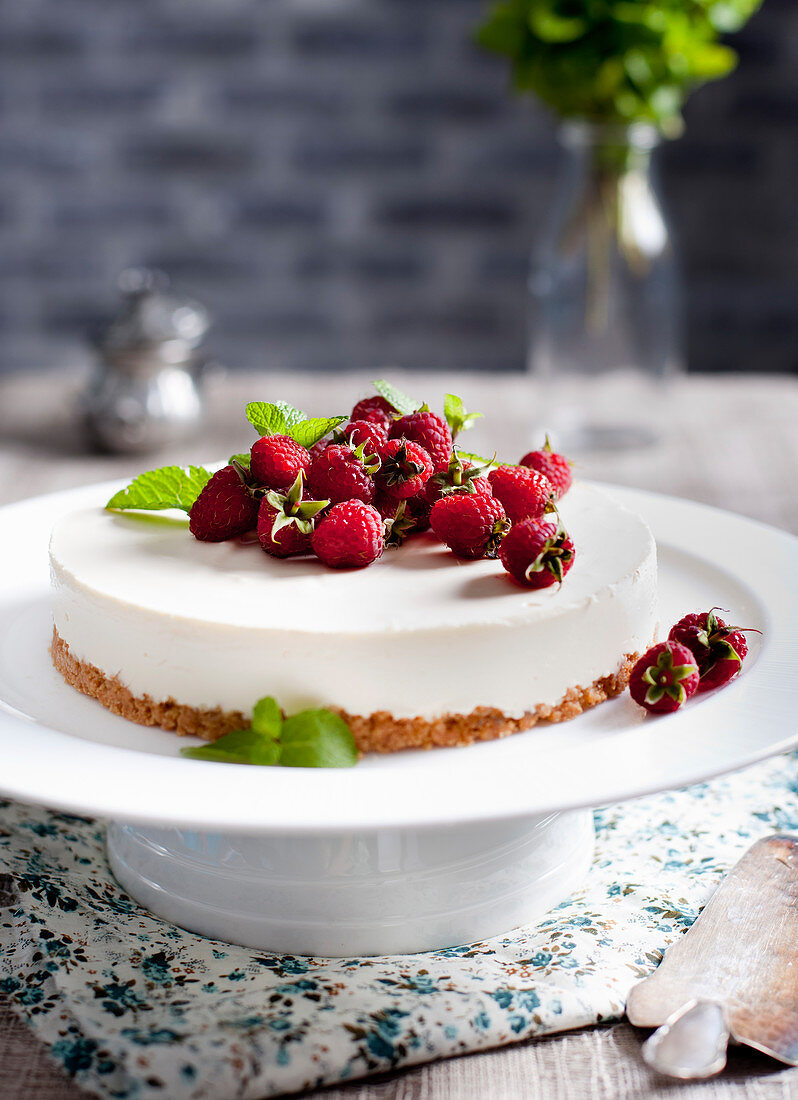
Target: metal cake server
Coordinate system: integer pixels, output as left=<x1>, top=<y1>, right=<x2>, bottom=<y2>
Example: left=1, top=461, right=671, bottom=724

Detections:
left=627, top=834, right=798, bottom=1078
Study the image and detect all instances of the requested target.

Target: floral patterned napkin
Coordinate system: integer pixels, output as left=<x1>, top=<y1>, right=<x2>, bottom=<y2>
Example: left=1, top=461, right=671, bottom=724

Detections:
left=1, top=752, right=797, bottom=1100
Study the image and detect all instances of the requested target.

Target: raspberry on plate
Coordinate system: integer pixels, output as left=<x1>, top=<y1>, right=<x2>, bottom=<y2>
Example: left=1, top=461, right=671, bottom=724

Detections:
left=488, top=464, right=555, bottom=524
left=519, top=437, right=572, bottom=500
left=189, top=465, right=258, bottom=543
left=389, top=409, right=452, bottom=472
left=377, top=439, right=434, bottom=500
left=629, top=641, right=700, bottom=714
left=308, top=442, right=379, bottom=506
left=257, top=473, right=329, bottom=558
left=430, top=492, right=509, bottom=560
left=350, top=395, right=394, bottom=427
left=499, top=518, right=575, bottom=588
left=312, top=500, right=385, bottom=568
left=668, top=609, right=751, bottom=693
left=250, top=434, right=311, bottom=492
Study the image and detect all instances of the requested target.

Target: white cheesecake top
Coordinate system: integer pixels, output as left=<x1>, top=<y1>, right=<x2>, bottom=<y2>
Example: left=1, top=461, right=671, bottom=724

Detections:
left=50, top=483, right=652, bottom=635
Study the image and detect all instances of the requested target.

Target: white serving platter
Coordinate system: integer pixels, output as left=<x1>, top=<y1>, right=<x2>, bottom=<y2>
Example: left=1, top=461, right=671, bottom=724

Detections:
left=0, top=480, right=794, bottom=836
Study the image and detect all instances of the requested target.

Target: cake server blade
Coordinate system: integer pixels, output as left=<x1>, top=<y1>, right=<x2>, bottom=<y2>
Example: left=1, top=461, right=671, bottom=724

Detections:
left=627, top=834, right=798, bottom=1074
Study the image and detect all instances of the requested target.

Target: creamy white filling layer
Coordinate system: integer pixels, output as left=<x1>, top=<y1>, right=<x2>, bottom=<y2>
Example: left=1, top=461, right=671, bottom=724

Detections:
left=50, top=483, right=657, bottom=719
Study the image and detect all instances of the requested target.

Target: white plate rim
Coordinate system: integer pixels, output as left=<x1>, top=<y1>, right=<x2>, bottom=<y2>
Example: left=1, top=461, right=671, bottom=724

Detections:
left=0, top=479, right=796, bottom=835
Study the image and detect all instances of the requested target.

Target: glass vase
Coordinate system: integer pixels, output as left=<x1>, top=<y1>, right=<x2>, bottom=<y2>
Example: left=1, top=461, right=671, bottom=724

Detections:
left=528, top=121, right=683, bottom=451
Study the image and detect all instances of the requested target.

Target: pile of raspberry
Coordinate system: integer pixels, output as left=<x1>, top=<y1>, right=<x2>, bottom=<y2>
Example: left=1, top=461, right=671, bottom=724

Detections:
left=188, top=391, right=575, bottom=586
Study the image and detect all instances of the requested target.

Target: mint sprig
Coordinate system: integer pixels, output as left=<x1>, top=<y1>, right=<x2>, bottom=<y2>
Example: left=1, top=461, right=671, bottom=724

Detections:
left=180, top=696, right=359, bottom=769
left=444, top=393, right=482, bottom=438
left=372, top=379, right=422, bottom=416
left=106, top=465, right=212, bottom=513
left=245, top=402, right=345, bottom=448
left=289, top=417, right=347, bottom=448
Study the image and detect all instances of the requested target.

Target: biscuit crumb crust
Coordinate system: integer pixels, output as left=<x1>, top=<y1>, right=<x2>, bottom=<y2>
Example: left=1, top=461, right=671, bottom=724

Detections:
left=51, top=627, right=638, bottom=753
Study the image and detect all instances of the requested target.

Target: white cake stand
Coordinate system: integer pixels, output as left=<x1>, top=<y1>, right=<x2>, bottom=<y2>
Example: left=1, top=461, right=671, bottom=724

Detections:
left=0, top=484, right=796, bottom=956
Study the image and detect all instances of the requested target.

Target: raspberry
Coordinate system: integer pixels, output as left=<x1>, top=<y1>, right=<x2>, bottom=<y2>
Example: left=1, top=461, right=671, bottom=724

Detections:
left=499, top=519, right=575, bottom=588
left=668, top=610, right=752, bottom=693
left=519, top=437, right=572, bottom=500
left=377, top=439, right=434, bottom=500
left=629, top=641, right=700, bottom=714
left=250, top=434, right=311, bottom=491
left=312, top=500, right=385, bottom=568
left=257, top=473, right=329, bottom=558
left=350, top=395, right=394, bottom=427
left=423, top=453, right=493, bottom=517
left=430, top=492, right=509, bottom=560
left=390, top=409, right=452, bottom=472
left=488, top=464, right=554, bottom=524
left=337, top=419, right=388, bottom=453
left=308, top=442, right=379, bottom=506
left=189, top=465, right=258, bottom=542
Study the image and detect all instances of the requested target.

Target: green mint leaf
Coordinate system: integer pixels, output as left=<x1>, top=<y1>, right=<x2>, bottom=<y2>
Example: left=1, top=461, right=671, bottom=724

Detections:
left=230, top=453, right=251, bottom=471
left=288, top=416, right=347, bottom=448
left=246, top=400, right=307, bottom=436
left=279, top=709, right=358, bottom=768
left=444, top=393, right=483, bottom=438
left=106, top=465, right=212, bottom=513
left=275, top=401, right=306, bottom=429
left=246, top=402, right=287, bottom=437
left=180, top=729, right=281, bottom=766
left=251, top=696, right=282, bottom=740
left=372, top=379, right=422, bottom=416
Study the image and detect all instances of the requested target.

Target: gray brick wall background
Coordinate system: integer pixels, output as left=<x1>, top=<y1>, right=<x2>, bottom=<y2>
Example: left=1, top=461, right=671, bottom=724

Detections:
left=0, top=0, right=795, bottom=378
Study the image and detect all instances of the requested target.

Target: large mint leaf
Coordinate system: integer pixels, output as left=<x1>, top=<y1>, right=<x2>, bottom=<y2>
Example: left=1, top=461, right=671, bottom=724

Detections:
left=289, top=416, right=346, bottom=448
left=279, top=709, right=358, bottom=768
left=245, top=401, right=304, bottom=437
left=275, top=401, right=306, bottom=430
left=372, top=379, right=422, bottom=416
left=180, top=729, right=280, bottom=766
left=106, top=465, right=212, bottom=513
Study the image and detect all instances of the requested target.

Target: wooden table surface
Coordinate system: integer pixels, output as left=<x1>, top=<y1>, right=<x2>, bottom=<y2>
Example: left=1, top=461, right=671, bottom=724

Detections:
left=2, top=368, right=797, bottom=1100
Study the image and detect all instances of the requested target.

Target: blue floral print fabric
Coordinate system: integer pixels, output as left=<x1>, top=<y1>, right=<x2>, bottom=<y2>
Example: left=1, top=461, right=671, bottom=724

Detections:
left=1, top=752, right=797, bottom=1100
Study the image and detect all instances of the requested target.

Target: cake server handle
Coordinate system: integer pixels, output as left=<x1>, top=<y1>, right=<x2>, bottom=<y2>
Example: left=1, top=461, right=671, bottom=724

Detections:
left=641, top=998, right=729, bottom=1080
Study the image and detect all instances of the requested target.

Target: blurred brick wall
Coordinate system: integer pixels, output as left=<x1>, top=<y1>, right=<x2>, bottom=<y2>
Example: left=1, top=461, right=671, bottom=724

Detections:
left=0, top=0, right=795, bottom=377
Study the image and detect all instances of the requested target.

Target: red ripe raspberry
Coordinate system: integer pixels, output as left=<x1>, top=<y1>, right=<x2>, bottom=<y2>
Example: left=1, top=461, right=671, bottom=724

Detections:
left=339, top=419, right=388, bottom=453
left=390, top=409, right=452, bottom=472
left=308, top=443, right=378, bottom=505
left=499, top=519, right=575, bottom=589
left=430, top=492, right=509, bottom=560
left=629, top=641, right=700, bottom=714
left=423, top=454, right=492, bottom=516
left=488, top=464, right=554, bottom=524
left=377, top=439, right=434, bottom=499
left=519, top=437, right=572, bottom=500
left=250, top=434, right=311, bottom=491
left=257, top=474, right=329, bottom=558
left=189, top=466, right=258, bottom=542
left=312, top=500, right=385, bottom=568
left=668, top=610, right=751, bottom=693
left=350, top=395, right=394, bottom=427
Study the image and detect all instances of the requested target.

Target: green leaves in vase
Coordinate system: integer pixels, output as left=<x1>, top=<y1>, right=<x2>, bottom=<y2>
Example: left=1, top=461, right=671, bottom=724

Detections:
left=475, top=0, right=763, bottom=135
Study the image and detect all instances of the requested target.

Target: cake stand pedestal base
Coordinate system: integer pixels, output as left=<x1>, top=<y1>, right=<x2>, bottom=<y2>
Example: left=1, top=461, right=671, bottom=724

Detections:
left=107, top=810, right=594, bottom=956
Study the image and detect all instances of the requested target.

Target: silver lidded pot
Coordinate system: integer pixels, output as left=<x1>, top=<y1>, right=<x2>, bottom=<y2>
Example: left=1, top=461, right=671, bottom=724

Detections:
left=84, top=268, right=209, bottom=454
